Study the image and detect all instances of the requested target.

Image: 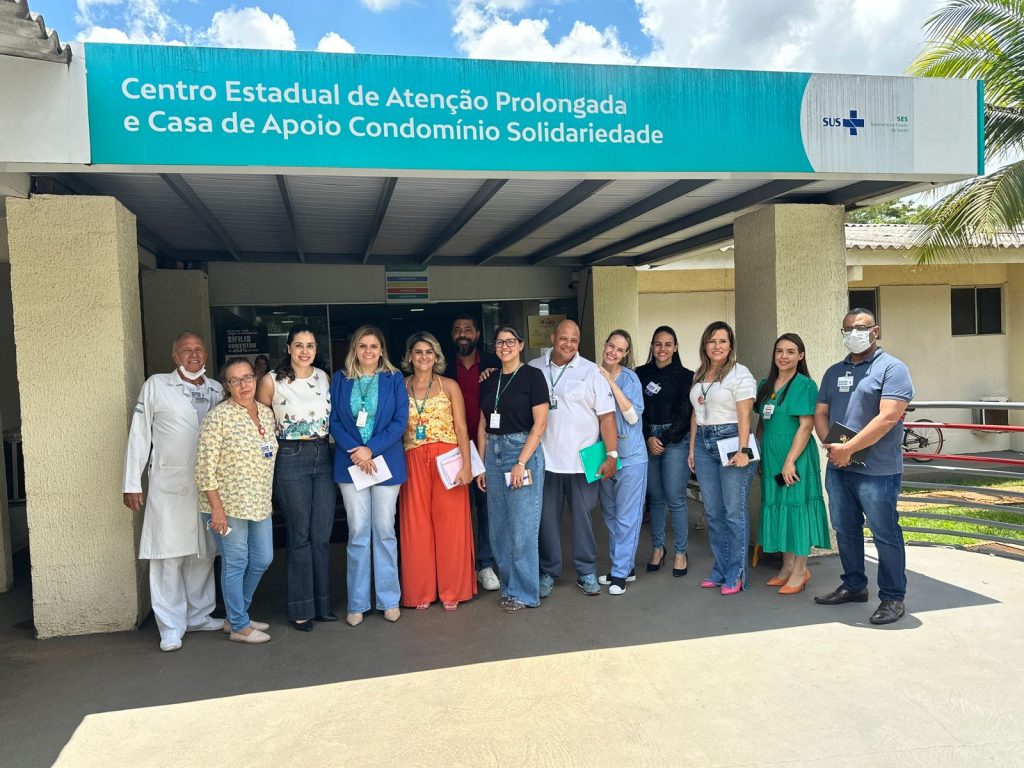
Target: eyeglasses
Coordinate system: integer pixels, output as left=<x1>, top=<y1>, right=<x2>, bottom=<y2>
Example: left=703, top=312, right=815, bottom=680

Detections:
left=494, top=338, right=520, bottom=348
left=841, top=325, right=875, bottom=334
left=227, top=374, right=257, bottom=387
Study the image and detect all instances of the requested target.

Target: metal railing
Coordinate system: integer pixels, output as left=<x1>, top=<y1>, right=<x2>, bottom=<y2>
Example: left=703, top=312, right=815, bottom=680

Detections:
left=899, top=401, right=1024, bottom=548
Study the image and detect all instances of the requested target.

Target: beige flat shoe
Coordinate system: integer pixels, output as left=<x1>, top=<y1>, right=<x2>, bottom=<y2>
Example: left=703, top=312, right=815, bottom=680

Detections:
left=383, top=608, right=401, bottom=623
left=222, top=620, right=270, bottom=633
left=345, top=612, right=364, bottom=627
left=229, top=628, right=271, bottom=644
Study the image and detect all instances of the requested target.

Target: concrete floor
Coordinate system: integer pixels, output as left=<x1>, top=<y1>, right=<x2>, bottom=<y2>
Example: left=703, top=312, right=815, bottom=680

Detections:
left=2, top=513, right=1023, bottom=768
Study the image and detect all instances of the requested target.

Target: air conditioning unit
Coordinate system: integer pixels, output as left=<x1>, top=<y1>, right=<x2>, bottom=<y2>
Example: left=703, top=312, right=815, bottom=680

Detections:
left=972, top=396, right=1010, bottom=434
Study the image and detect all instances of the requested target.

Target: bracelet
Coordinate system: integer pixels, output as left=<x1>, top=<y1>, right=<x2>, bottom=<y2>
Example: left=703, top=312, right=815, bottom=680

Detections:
left=515, top=460, right=527, bottom=467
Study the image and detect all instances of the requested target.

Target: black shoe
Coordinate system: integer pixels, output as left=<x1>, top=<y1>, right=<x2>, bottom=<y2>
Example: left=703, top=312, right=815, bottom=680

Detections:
left=315, top=612, right=340, bottom=623
left=646, top=549, right=666, bottom=573
left=672, top=556, right=688, bottom=578
left=869, top=600, right=906, bottom=625
left=814, top=585, right=870, bottom=605
left=290, top=619, right=314, bottom=632
left=598, top=569, right=636, bottom=585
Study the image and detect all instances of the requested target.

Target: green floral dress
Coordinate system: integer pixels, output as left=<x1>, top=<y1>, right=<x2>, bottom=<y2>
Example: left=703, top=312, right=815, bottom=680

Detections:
left=755, top=374, right=830, bottom=555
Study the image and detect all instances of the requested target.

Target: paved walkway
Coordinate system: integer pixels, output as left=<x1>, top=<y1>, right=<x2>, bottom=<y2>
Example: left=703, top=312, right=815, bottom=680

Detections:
left=2, top=524, right=1022, bottom=767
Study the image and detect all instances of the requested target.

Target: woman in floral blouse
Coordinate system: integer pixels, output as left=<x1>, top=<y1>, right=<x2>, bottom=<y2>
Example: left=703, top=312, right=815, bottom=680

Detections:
left=197, top=357, right=278, bottom=644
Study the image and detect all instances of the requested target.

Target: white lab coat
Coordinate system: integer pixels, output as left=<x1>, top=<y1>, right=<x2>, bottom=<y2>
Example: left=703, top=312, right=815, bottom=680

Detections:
left=124, top=372, right=224, bottom=560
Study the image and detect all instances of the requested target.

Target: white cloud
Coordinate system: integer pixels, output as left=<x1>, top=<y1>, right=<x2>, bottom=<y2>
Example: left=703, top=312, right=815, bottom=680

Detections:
left=359, top=0, right=408, bottom=10
left=453, top=0, right=634, bottom=65
left=316, top=31, right=356, bottom=54
left=202, top=6, right=297, bottom=50
left=75, top=0, right=183, bottom=44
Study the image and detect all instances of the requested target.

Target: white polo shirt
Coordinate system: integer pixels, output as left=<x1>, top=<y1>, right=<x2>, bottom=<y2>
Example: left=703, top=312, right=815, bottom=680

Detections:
left=529, top=351, right=615, bottom=474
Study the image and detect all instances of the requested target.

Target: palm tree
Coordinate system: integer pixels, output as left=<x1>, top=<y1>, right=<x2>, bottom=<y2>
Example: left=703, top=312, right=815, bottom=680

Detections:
left=908, top=0, right=1024, bottom=263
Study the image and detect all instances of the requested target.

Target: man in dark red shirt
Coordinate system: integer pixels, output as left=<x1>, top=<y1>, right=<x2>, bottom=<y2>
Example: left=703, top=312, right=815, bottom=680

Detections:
left=445, top=314, right=500, bottom=591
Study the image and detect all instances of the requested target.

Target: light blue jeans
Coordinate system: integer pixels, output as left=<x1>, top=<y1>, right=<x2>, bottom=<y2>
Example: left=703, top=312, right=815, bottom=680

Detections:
left=203, top=513, right=274, bottom=633
left=692, top=424, right=757, bottom=590
left=485, top=432, right=545, bottom=607
left=339, top=483, right=401, bottom=614
left=646, top=424, right=691, bottom=554
left=599, top=461, right=648, bottom=579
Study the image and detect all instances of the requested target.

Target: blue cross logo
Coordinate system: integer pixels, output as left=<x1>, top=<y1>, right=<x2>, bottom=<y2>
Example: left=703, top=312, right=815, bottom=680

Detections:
left=841, top=109, right=865, bottom=136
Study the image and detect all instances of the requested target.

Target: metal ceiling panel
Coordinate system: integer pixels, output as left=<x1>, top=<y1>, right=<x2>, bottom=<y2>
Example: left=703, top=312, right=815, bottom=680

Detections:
left=179, top=174, right=294, bottom=254
left=285, top=175, right=389, bottom=255
left=372, top=178, right=486, bottom=258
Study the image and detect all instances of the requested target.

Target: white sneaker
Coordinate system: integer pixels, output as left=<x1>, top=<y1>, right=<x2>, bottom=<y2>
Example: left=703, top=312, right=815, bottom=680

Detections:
left=609, top=583, right=626, bottom=596
left=186, top=616, right=224, bottom=632
left=159, top=637, right=182, bottom=652
left=477, top=567, right=500, bottom=591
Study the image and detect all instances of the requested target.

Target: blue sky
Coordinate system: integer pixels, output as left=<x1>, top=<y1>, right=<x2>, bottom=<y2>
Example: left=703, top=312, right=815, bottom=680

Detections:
left=34, top=0, right=940, bottom=75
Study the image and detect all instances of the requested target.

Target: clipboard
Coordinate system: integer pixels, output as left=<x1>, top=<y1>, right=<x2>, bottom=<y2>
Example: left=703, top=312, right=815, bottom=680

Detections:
left=436, top=443, right=486, bottom=490
left=579, top=440, right=622, bottom=483
left=824, top=422, right=869, bottom=464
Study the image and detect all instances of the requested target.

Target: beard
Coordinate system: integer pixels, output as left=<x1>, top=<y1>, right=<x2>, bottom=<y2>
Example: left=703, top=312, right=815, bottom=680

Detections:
left=455, top=338, right=476, bottom=355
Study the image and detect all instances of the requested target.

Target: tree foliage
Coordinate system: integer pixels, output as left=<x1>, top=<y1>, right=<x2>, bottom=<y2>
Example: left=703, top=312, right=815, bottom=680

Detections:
left=846, top=200, right=926, bottom=224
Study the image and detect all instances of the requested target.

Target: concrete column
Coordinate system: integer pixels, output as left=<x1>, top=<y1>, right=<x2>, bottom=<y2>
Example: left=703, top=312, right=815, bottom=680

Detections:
left=141, top=269, right=212, bottom=376
left=733, top=204, right=847, bottom=552
left=1007, top=265, right=1024, bottom=451
left=7, top=195, right=146, bottom=637
left=579, top=266, right=638, bottom=361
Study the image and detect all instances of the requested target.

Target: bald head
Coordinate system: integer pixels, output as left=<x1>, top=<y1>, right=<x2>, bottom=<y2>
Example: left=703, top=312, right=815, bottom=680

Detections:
left=550, top=319, right=581, bottom=365
left=172, top=332, right=207, bottom=375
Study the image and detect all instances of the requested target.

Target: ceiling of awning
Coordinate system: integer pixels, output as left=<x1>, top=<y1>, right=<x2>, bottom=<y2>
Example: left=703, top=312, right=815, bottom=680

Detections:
left=43, top=171, right=920, bottom=268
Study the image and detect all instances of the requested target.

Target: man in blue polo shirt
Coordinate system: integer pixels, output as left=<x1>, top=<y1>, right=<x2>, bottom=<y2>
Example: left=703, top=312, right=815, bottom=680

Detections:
left=813, top=308, right=914, bottom=625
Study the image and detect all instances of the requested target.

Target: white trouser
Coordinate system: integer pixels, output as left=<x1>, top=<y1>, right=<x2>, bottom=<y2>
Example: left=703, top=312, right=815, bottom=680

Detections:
left=149, top=555, right=217, bottom=642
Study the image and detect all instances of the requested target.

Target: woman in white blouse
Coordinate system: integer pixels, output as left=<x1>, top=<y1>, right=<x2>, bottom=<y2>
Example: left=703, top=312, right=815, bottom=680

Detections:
left=687, top=321, right=758, bottom=595
left=256, top=326, right=336, bottom=632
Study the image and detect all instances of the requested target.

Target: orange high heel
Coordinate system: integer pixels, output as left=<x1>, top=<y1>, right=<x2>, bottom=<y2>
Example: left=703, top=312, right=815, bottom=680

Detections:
left=766, top=576, right=788, bottom=587
left=778, top=570, right=811, bottom=595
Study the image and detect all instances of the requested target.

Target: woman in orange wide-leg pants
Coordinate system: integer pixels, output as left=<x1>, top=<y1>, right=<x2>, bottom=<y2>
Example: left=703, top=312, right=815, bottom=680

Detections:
left=399, top=333, right=477, bottom=610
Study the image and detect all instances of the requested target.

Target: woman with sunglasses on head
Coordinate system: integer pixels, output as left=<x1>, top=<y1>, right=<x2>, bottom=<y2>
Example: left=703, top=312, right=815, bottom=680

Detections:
left=687, top=321, right=758, bottom=596
left=329, top=325, right=409, bottom=627
left=477, top=325, right=549, bottom=613
left=595, top=330, right=647, bottom=595
left=754, top=333, right=830, bottom=595
left=196, top=357, right=277, bottom=644
left=635, top=325, right=695, bottom=578
left=256, top=325, right=335, bottom=632
left=399, top=331, right=477, bottom=612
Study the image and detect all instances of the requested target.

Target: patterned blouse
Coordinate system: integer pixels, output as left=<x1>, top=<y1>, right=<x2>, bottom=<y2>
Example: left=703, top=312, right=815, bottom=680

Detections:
left=196, top=399, right=278, bottom=521
left=403, top=381, right=458, bottom=450
left=350, top=374, right=379, bottom=443
left=272, top=368, right=330, bottom=439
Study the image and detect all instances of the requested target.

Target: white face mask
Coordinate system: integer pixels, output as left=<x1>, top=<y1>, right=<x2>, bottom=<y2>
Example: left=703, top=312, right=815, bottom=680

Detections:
left=842, top=329, right=873, bottom=355
left=178, top=365, right=206, bottom=382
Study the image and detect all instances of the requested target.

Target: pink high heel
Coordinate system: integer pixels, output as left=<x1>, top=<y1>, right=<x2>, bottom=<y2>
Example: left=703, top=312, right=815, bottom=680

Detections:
left=700, top=579, right=722, bottom=589
left=720, top=580, right=743, bottom=596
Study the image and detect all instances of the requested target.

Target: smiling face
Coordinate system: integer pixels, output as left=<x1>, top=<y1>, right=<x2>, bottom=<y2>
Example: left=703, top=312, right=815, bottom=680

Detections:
left=356, top=332, right=383, bottom=372
left=651, top=331, right=676, bottom=367
left=603, top=334, right=629, bottom=368
left=774, top=339, right=803, bottom=375
left=451, top=318, right=480, bottom=357
left=224, top=361, right=257, bottom=404
left=288, top=332, right=317, bottom=369
left=172, top=335, right=207, bottom=375
left=550, top=321, right=580, bottom=366
left=705, top=329, right=732, bottom=367
left=494, top=331, right=523, bottom=365
left=410, top=340, right=436, bottom=373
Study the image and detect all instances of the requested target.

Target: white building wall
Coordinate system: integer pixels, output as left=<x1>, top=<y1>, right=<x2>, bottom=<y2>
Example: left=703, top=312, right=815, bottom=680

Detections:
left=638, top=291, right=734, bottom=371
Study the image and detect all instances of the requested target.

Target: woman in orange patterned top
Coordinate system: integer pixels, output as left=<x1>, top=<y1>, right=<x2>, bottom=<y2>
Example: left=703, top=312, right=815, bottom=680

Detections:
left=399, top=332, right=477, bottom=611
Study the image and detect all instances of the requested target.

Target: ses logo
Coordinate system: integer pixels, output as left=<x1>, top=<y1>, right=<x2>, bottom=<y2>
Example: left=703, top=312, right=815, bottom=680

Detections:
left=823, top=109, right=865, bottom=136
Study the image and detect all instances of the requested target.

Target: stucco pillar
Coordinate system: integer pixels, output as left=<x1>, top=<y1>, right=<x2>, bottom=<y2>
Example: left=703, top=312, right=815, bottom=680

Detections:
left=7, top=195, right=146, bottom=637
left=579, top=266, right=638, bottom=361
left=0, top=200, right=14, bottom=593
left=733, top=204, right=847, bottom=553
left=1007, top=265, right=1024, bottom=451
left=141, top=269, right=213, bottom=377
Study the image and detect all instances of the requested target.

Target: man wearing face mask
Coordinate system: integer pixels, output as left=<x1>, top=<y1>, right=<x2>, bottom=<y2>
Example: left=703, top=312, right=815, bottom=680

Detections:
left=123, top=332, right=224, bottom=651
left=813, top=309, right=914, bottom=625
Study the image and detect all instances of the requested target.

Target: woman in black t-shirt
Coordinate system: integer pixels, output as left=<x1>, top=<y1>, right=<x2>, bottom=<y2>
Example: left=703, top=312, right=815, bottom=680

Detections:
left=477, top=324, right=549, bottom=612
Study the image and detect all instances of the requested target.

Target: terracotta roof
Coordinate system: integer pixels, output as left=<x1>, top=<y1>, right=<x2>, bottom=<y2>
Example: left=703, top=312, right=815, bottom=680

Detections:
left=845, top=223, right=1024, bottom=250
left=0, top=0, right=71, bottom=64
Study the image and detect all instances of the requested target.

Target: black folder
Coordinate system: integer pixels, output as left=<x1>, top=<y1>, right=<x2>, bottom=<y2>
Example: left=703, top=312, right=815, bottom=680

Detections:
left=824, top=422, right=869, bottom=465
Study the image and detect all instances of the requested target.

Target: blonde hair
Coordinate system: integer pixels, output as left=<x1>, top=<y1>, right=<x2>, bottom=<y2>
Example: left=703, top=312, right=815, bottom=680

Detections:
left=343, top=325, right=399, bottom=379
left=694, top=321, right=737, bottom=383
left=402, top=332, right=446, bottom=375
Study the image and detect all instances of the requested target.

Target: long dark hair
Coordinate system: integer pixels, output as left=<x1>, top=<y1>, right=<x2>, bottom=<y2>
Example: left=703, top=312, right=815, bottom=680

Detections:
left=754, top=333, right=810, bottom=409
left=274, top=325, right=326, bottom=382
left=645, top=325, right=681, bottom=366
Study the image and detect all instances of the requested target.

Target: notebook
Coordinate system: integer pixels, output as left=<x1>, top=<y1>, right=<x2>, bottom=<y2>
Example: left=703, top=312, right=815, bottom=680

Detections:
left=579, top=440, right=623, bottom=483
left=435, top=443, right=486, bottom=490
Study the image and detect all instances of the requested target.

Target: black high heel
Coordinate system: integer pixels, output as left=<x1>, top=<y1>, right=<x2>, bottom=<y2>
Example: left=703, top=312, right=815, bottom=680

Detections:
left=646, top=548, right=666, bottom=573
left=673, top=554, right=689, bottom=577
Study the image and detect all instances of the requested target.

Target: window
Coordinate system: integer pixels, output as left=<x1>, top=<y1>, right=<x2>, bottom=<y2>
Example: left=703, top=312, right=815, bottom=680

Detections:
left=848, top=288, right=879, bottom=322
left=951, top=286, right=1003, bottom=336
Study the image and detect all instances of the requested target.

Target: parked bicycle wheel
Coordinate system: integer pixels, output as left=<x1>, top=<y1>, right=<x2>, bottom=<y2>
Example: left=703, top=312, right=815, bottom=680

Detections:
left=902, top=418, right=944, bottom=462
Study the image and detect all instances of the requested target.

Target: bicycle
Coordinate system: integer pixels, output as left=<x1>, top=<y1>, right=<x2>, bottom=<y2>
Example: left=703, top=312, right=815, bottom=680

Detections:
left=902, top=409, right=944, bottom=462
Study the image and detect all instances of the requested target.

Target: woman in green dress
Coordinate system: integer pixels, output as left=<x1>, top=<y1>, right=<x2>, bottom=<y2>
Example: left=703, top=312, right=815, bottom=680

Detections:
left=754, top=333, right=830, bottom=595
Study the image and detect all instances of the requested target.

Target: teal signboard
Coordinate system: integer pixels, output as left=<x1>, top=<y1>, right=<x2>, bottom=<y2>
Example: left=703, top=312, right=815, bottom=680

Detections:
left=83, top=43, right=981, bottom=176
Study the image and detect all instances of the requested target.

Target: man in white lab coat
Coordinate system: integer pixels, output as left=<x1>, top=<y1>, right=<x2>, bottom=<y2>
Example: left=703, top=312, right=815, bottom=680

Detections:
left=123, top=332, right=224, bottom=651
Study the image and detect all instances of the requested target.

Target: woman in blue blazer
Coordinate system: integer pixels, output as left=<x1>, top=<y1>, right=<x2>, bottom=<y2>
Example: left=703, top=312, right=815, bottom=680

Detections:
left=330, top=325, right=409, bottom=627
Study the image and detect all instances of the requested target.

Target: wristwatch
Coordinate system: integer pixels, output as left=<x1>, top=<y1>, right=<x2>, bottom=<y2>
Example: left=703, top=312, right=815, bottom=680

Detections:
left=739, top=447, right=754, bottom=458
left=606, top=450, right=619, bottom=459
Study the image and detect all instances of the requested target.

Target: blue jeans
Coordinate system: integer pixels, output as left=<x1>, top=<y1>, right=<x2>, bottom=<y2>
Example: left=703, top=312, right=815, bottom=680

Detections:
left=692, top=424, right=757, bottom=589
left=599, top=462, right=648, bottom=579
left=485, top=432, right=545, bottom=606
left=204, top=514, right=274, bottom=633
left=275, top=439, right=336, bottom=621
left=471, top=483, right=496, bottom=570
left=825, top=469, right=907, bottom=601
left=339, top=483, right=401, bottom=614
left=646, top=425, right=691, bottom=554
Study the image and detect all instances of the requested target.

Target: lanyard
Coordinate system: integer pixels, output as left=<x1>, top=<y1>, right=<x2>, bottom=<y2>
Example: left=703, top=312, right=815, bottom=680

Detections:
left=547, top=355, right=573, bottom=392
left=771, top=377, right=795, bottom=407
left=357, top=373, right=377, bottom=408
left=410, top=376, right=433, bottom=418
left=699, top=379, right=715, bottom=401
left=494, top=364, right=522, bottom=412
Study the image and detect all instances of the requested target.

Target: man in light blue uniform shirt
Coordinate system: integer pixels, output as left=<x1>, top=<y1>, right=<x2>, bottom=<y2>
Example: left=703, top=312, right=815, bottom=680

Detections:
left=813, top=308, right=914, bottom=625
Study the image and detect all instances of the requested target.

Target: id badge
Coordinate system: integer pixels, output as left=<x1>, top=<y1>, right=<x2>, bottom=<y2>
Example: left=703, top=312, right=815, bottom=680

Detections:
left=837, top=374, right=853, bottom=393
left=763, top=403, right=775, bottom=420
left=549, top=395, right=558, bottom=410
left=356, top=409, right=368, bottom=428
left=415, top=423, right=426, bottom=440
left=644, top=381, right=661, bottom=396
left=489, top=412, right=501, bottom=429
left=259, top=441, right=275, bottom=459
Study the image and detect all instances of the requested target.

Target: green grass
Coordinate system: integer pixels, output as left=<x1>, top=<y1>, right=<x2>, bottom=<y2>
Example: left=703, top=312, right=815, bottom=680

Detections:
left=897, top=480, right=1024, bottom=547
